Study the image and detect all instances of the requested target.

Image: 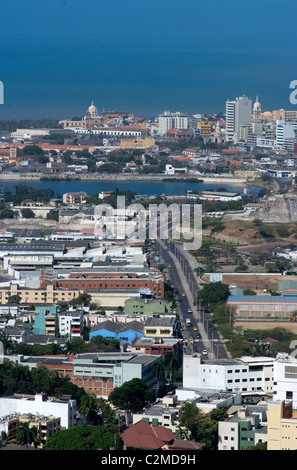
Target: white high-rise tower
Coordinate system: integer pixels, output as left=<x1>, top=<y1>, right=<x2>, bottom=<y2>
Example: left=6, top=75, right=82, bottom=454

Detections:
left=226, top=95, right=252, bottom=143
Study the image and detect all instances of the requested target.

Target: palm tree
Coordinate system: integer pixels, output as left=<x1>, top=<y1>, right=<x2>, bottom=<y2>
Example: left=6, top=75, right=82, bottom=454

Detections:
left=16, top=421, right=37, bottom=449
left=0, top=431, right=10, bottom=447
left=79, top=393, right=99, bottom=425
left=162, top=351, right=180, bottom=385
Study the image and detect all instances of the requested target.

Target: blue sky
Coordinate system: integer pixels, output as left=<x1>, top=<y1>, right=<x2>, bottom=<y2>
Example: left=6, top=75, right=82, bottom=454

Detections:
left=0, top=0, right=296, bottom=119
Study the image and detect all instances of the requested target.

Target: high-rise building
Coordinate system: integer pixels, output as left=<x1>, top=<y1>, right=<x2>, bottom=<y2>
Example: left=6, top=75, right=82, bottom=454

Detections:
left=158, top=111, right=188, bottom=136
left=276, top=120, right=297, bottom=149
left=226, top=95, right=252, bottom=143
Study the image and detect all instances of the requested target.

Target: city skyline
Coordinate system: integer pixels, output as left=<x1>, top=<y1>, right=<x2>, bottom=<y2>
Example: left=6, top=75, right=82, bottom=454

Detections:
left=0, top=0, right=297, bottom=119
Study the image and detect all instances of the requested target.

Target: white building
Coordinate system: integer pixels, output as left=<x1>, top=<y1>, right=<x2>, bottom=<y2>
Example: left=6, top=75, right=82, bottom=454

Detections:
left=182, top=355, right=274, bottom=394
left=272, top=354, right=297, bottom=408
left=226, top=96, right=252, bottom=143
left=275, top=120, right=297, bottom=149
left=59, top=310, right=85, bottom=338
left=158, top=111, right=188, bottom=136
left=0, top=393, right=78, bottom=429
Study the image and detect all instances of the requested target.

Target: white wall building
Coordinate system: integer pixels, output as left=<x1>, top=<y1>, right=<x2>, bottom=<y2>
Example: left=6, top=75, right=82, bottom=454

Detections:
left=59, top=310, right=85, bottom=338
left=0, top=393, right=78, bottom=429
left=275, top=120, right=297, bottom=149
left=182, top=355, right=274, bottom=394
left=272, top=354, right=297, bottom=408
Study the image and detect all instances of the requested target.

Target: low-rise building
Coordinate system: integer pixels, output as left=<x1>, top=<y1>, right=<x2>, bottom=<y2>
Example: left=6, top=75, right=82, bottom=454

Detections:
left=62, top=191, right=89, bottom=205
left=8, top=352, right=164, bottom=400
left=144, top=317, right=177, bottom=338
left=132, top=394, right=183, bottom=433
left=227, top=294, right=297, bottom=320
left=89, top=319, right=144, bottom=344
left=124, top=298, right=172, bottom=316
left=182, top=355, right=274, bottom=394
left=131, top=337, right=183, bottom=357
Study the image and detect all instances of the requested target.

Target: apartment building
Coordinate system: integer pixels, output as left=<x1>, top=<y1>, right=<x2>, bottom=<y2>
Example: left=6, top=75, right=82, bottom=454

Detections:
left=182, top=355, right=274, bottom=394
left=197, top=121, right=213, bottom=136
left=0, top=393, right=77, bottom=430
left=59, top=310, right=85, bottom=338
left=0, top=283, right=82, bottom=305
left=267, top=399, right=297, bottom=450
left=62, top=191, right=89, bottom=205
left=218, top=407, right=267, bottom=450
left=158, top=111, right=188, bottom=136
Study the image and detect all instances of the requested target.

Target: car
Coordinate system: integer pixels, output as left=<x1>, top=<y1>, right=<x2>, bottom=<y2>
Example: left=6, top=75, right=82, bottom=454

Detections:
left=202, top=350, right=208, bottom=355
left=168, top=265, right=171, bottom=268
left=182, top=293, right=186, bottom=297
left=193, top=326, right=198, bottom=331
left=189, top=337, right=193, bottom=343
left=196, top=333, right=201, bottom=339
left=187, top=309, right=192, bottom=314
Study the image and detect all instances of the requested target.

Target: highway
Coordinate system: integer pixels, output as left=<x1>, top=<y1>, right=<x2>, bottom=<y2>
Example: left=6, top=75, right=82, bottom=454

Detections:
left=153, top=237, right=229, bottom=359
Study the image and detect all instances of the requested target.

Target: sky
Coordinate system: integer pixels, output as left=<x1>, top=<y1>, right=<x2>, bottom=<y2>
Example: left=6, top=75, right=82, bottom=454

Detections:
left=0, top=0, right=297, bottom=120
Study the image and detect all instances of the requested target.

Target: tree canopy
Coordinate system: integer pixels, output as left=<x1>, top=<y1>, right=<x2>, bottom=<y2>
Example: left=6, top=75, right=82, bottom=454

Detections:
left=197, top=281, right=230, bottom=309
left=42, top=425, right=123, bottom=450
left=108, top=378, right=153, bottom=412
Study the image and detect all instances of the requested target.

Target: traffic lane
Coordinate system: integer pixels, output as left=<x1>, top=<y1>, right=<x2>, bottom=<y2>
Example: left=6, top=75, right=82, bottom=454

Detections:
left=154, top=240, right=208, bottom=354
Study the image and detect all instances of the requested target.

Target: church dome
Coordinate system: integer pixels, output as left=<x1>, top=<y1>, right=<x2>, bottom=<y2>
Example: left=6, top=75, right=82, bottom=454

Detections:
left=87, top=101, right=98, bottom=116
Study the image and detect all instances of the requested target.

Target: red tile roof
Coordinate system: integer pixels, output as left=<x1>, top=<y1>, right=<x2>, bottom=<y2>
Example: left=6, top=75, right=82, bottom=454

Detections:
left=121, top=420, right=176, bottom=450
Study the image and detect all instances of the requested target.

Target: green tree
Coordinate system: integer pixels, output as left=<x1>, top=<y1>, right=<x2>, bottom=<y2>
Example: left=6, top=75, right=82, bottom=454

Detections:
left=108, top=378, right=153, bottom=413
left=21, top=208, right=35, bottom=219
left=46, top=209, right=59, bottom=221
left=7, top=294, right=21, bottom=305
left=16, top=421, right=37, bottom=449
left=43, top=425, right=123, bottom=450
left=79, top=393, right=100, bottom=425
left=247, top=441, right=267, bottom=450
left=197, top=282, right=230, bottom=310
left=69, top=293, right=92, bottom=307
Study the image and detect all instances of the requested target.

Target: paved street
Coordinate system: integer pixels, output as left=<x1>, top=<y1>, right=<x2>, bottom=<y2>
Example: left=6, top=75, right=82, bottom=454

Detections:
left=154, top=236, right=229, bottom=359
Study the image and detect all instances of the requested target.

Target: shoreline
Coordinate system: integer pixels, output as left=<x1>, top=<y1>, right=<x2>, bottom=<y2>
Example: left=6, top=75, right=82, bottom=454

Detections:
left=0, top=172, right=253, bottom=185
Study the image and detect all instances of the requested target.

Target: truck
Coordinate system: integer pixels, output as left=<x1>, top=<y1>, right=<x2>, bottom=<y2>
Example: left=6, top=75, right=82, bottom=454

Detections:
left=186, top=318, right=192, bottom=327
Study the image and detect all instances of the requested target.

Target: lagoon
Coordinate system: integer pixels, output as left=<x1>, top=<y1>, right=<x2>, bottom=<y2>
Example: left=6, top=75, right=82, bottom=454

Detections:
left=0, top=179, right=261, bottom=198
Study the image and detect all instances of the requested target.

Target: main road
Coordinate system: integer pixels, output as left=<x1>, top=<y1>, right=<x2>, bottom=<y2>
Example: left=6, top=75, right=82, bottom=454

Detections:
left=153, top=236, right=229, bottom=359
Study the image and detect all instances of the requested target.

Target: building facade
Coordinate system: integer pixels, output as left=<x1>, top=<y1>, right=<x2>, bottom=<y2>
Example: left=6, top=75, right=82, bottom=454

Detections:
left=226, top=96, right=252, bottom=143
left=182, top=355, right=274, bottom=394
left=227, top=295, right=297, bottom=320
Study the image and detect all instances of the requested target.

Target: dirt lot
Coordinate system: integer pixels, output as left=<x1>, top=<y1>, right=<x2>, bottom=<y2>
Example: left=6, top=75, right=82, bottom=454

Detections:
left=235, top=320, right=297, bottom=334
left=202, top=273, right=285, bottom=291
